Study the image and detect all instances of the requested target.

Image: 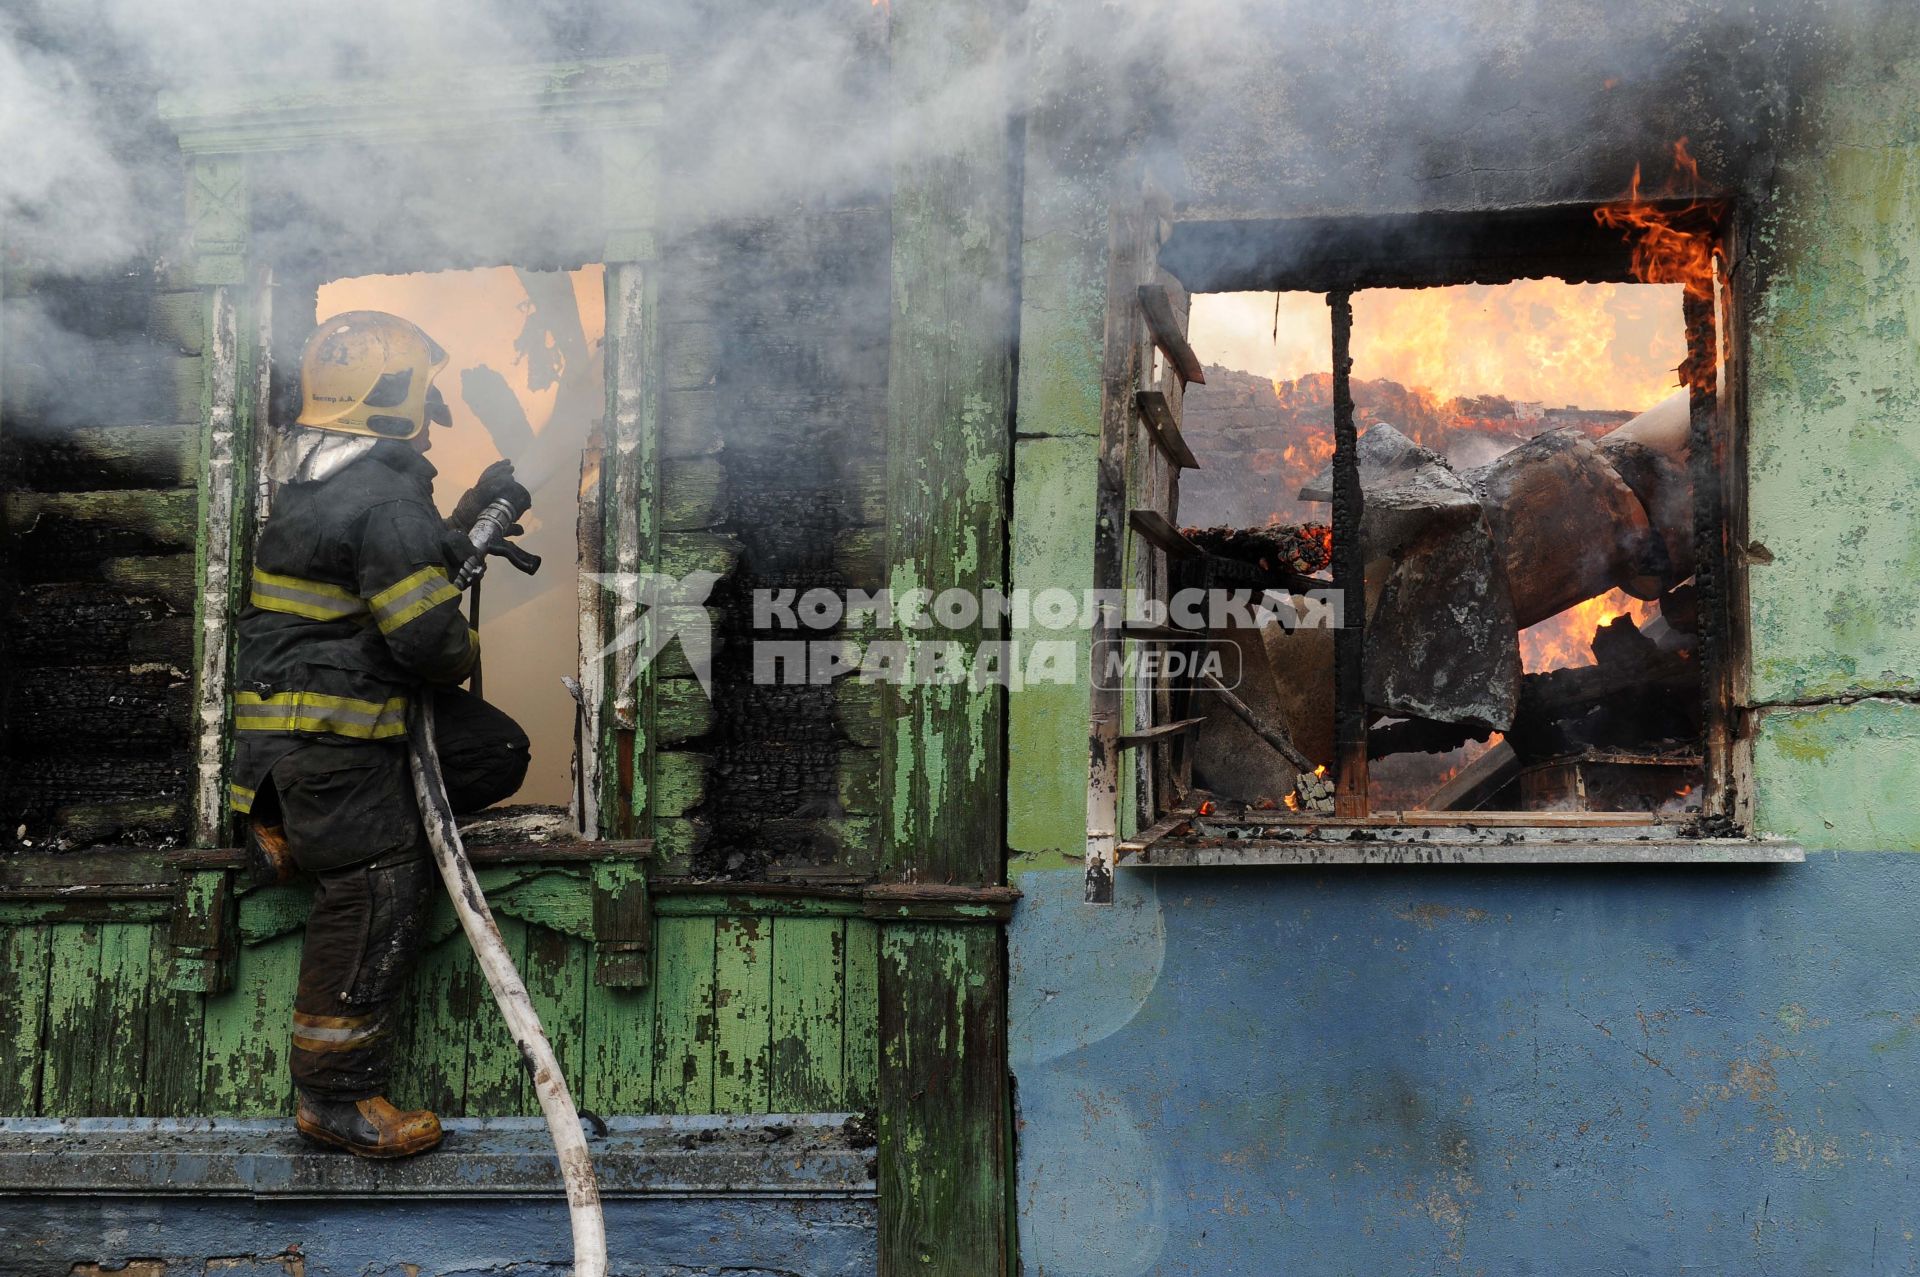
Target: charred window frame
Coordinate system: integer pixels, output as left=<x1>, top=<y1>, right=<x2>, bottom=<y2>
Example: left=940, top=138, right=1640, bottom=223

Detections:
left=1087, top=200, right=1798, bottom=898
left=158, top=61, right=667, bottom=851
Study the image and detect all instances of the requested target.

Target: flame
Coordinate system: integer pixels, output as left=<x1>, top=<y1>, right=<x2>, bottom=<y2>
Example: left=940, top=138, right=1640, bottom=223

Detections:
left=1284, top=792, right=1300, bottom=811
left=1197, top=800, right=1216, bottom=816
left=1313, top=764, right=1327, bottom=777
left=1595, top=139, right=1721, bottom=303
left=1246, top=282, right=1685, bottom=415
left=1517, top=589, right=1658, bottom=672
left=1348, top=280, right=1681, bottom=410
left=1236, top=277, right=1686, bottom=527
left=1675, top=784, right=1694, bottom=797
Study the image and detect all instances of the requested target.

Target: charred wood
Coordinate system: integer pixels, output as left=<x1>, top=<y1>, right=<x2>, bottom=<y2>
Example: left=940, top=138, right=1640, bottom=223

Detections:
left=5, top=756, right=190, bottom=846
left=1200, top=671, right=1313, bottom=773
left=1181, top=524, right=1331, bottom=576
left=4, top=489, right=197, bottom=583
left=1470, top=428, right=1657, bottom=629
left=7, top=665, right=192, bottom=750
left=2, top=424, right=197, bottom=491
left=12, top=583, right=191, bottom=667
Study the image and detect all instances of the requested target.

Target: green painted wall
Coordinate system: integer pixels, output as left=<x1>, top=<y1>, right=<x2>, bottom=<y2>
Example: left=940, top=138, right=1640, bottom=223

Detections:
left=0, top=891, right=879, bottom=1118
left=1006, top=91, right=1112, bottom=878
left=1747, top=43, right=1920, bottom=850
left=1007, top=28, right=1920, bottom=866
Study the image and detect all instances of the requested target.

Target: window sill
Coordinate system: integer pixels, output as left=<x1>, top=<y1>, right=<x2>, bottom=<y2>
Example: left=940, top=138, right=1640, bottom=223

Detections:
left=0, top=1114, right=875, bottom=1200
left=1118, top=811, right=1803, bottom=866
left=1123, top=837, right=1803, bottom=867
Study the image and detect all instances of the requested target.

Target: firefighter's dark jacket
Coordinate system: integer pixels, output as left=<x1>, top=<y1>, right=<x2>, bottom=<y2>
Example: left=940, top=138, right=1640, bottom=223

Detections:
left=228, top=441, right=478, bottom=818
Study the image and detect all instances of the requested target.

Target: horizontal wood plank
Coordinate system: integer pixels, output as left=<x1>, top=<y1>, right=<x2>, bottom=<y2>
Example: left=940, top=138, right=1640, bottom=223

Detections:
left=1127, top=839, right=1806, bottom=867
left=1128, top=509, right=1200, bottom=559
left=1138, top=284, right=1206, bottom=385
left=1118, top=716, right=1208, bottom=748
left=1135, top=390, right=1200, bottom=468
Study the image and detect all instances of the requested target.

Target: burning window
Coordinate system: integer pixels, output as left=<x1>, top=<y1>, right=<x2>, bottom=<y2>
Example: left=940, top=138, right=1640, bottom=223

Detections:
left=1092, top=170, right=1756, bottom=883
left=1182, top=277, right=1697, bottom=815
left=281, top=265, right=606, bottom=812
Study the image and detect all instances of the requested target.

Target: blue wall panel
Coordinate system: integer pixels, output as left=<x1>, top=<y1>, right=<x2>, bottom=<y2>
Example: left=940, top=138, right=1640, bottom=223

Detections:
left=1011, top=854, right=1920, bottom=1275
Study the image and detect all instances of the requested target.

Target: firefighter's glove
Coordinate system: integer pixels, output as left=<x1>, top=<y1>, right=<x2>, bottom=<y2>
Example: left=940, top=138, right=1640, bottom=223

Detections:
left=450, top=459, right=531, bottom=533
left=441, top=528, right=479, bottom=575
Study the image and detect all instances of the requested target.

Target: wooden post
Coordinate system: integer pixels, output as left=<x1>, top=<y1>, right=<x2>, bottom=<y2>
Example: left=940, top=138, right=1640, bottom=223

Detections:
left=1685, top=282, right=1732, bottom=820
left=176, top=150, right=259, bottom=851
left=1329, top=290, right=1369, bottom=816
left=600, top=259, right=659, bottom=842
left=190, top=287, right=253, bottom=848
left=880, top=0, right=1016, bottom=1270
left=1086, top=190, right=1146, bottom=906
left=1714, top=218, right=1755, bottom=830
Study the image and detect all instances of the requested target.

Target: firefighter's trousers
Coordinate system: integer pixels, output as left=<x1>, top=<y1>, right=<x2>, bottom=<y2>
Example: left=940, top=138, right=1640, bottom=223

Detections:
left=268, top=688, right=528, bottom=1099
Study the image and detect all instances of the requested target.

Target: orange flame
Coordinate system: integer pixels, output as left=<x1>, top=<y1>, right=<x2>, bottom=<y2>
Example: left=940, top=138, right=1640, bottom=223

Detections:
left=1518, top=590, right=1657, bottom=672
left=1596, top=138, right=1721, bottom=303
left=1349, top=281, right=1676, bottom=410
left=1284, top=792, right=1300, bottom=811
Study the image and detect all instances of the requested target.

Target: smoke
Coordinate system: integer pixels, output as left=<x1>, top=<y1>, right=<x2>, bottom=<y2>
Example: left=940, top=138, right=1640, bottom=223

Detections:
left=0, top=0, right=1899, bottom=430
left=6, top=0, right=1896, bottom=252
left=0, top=26, right=140, bottom=273
left=0, top=0, right=1884, bottom=265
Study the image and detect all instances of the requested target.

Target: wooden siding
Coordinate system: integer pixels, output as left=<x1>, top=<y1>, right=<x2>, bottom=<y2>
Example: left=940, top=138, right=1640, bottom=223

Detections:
left=0, top=272, right=204, bottom=848
left=0, top=894, right=878, bottom=1118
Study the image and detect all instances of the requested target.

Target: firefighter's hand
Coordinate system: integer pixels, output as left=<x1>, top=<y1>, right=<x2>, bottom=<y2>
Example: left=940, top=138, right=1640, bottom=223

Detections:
left=450, top=460, right=533, bottom=532
left=442, top=528, right=480, bottom=575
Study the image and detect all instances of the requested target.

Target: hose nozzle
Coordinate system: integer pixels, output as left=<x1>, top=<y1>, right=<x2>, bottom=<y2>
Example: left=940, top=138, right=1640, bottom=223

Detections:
left=455, top=494, right=540, bottom=589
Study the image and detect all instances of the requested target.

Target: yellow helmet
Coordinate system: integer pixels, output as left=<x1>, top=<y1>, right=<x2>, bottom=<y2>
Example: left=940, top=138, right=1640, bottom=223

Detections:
left=295, top=311, right=449, bottom=440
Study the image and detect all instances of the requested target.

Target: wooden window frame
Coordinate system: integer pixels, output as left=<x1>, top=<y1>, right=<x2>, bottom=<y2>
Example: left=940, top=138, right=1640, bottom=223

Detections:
left=158, top=59, right=667, bottom=849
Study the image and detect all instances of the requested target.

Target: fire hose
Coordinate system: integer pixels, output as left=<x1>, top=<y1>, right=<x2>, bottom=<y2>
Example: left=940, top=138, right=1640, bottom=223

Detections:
left=408, top=493, right=608, bottom=1275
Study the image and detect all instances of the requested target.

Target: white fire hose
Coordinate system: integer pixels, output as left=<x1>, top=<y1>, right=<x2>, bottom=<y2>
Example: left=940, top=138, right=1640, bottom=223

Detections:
left=409, top=696, right=608, bottom=1274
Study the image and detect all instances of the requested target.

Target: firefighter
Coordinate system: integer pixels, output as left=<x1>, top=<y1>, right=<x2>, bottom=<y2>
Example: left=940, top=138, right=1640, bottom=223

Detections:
left=229, top=311, right=532, bottom=1158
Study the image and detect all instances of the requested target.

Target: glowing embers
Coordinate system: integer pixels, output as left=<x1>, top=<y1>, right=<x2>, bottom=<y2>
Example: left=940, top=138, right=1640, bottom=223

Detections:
left=314, top=265, right=606, bottom=808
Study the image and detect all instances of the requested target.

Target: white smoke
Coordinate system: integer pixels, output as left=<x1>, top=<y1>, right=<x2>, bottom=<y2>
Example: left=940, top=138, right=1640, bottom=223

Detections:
left=0, top=0, right=1895, bottom=426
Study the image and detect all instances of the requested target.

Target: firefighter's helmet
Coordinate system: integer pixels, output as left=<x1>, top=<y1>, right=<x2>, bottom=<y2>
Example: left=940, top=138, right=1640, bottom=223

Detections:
left=295, top=311, right=449, bottom=440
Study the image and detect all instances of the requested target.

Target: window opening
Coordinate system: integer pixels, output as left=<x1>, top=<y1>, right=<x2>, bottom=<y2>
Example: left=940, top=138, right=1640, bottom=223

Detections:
left=307, top=264, right=607, bottom=811
left=1182, top=276, right=1698, bottom=817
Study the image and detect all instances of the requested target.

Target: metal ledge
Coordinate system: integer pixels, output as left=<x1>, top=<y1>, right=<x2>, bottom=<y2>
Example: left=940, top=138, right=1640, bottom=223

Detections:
left=1124, top=838, right=1804, bottom=867
left=0, top=1114, right=876, bottom=1200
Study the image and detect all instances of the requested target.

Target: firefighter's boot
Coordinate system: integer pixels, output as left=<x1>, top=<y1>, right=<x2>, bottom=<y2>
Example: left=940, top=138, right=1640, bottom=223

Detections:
left=296, top=1092, right=443, bottom=1158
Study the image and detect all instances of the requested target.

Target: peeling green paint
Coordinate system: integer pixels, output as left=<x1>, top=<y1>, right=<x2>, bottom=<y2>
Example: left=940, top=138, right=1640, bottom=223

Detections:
left=1004, top=89, right=1116, bottom=881
left=1754, top=699, right=1920, bottom=849
left=1748, top=53, right=1920, bottom=711
left=1008, top=435, right=1098, bottom=875
left=4, top=899, right=879, bottom=1118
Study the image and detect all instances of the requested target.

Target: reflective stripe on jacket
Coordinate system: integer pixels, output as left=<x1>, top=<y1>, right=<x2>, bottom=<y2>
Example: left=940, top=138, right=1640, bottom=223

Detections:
left=231, top=441, right=479, bottom=811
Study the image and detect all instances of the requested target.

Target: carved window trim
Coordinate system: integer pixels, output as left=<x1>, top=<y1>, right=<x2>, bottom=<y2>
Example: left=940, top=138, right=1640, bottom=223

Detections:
left=159, top=61, right=666, bottom=848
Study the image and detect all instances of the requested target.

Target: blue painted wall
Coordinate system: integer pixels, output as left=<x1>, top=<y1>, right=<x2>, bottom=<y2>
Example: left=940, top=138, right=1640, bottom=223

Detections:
left=1011, top=856, right=1920, bottom=1275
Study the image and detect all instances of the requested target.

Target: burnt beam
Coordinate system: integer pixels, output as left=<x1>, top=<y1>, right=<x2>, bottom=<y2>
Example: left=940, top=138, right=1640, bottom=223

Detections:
left=1158, top=203, right=1690, bottom=294
left=1328, top=290, right=1368, bottom=817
